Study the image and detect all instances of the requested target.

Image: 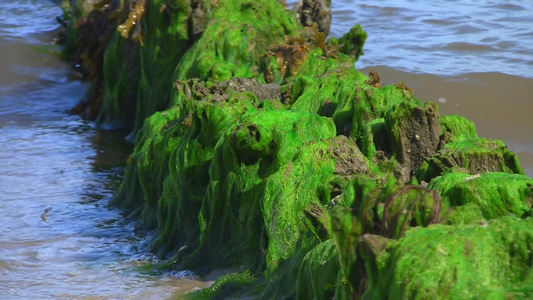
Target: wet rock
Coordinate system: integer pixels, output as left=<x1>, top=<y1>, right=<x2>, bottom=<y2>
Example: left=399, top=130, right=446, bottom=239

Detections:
left=385, top=101, right=441, bottom=183
left=174, top=78, right=281, bottom=103
left=328, top=135, right=370, bottom=177
left=293, top=0, right=332, bottom=35
left=189, top=0, right=210, bottom=42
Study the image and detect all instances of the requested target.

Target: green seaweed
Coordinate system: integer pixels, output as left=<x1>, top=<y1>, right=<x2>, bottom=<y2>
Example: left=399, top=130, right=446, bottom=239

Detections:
left=440, top=114, right=478, bottom=143
left=363, top=216, right=533, bottom=299
left=133, top=0, right=194, bottom=133
left=172, top=0, right=299, bottom=83
left=62, top=0, right=533, bottom=299
left=417, top=138, right=525, bottom=182
left=98, top=31, right=141, bottom=129
left=428, top=172, right=533, bottom=222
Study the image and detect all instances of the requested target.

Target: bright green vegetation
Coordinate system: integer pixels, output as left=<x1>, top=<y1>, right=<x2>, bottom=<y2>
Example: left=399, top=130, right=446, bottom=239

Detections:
left=417, top=138, right=524, bottom=182
left=363, top=216, right=533, bottom=299
left=429, top=172, right=533, bottom=222
left=62, top=0, right=533, bottom=299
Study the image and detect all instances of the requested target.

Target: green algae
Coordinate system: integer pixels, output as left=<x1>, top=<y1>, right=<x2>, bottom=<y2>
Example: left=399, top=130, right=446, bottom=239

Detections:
left=331, top=24, right=368, bottom=60
left=289, top=69, right=421, bottom=146
left=440, top=115, right=478, bottom=143
left=62, top=0, right=533, bottom=299
left=187, top=270, right=261, bottom=300
left=429, top=172, right=533, bottom=222
left=327, top=176, right=444, bottom=296
left=362, top=216, right=533, bottom=299
left=296, top=239, right=341, bottom=300
left=98, top=31, right=141, bottom=129
left=417, top=138, right=525, bottom=182
left=133, top=0, right=194, bottom=133
left=193, top=109, right=338, bottom=271
left=173, top=0, right=299, bottom=83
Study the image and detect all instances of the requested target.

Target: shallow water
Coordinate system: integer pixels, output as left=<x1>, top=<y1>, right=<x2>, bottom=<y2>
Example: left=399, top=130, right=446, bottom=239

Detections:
left=0, top=1, right=532, bottom=299
left=0, top=1, right=208, bottom=299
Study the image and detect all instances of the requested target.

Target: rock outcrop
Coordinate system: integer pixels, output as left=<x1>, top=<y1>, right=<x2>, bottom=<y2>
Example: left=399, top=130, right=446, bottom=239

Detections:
left=61, top=1, right=533, bottom=299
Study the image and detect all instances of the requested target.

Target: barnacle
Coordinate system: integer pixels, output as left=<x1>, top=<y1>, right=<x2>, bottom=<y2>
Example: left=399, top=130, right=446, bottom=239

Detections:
left=117, top=0, right=146, bottom=46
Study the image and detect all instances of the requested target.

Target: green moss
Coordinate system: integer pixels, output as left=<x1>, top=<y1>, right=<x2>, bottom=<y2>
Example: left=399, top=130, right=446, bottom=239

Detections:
left=363, top=216, right=533, bottom=299
left=173, top=0, right=298, bottom=83
left=98, top=32, right=141, bottom=129
left=440, top=115, right=478, bottom=143
left=417, top=138, right=525, bottom=182
left=186, top=270, right=260, bottom=300
left=428, top=172, right=533, bottom=222
left=337, top=24, right=368, bottom=60
left=289, top=70, right=420, bottom=143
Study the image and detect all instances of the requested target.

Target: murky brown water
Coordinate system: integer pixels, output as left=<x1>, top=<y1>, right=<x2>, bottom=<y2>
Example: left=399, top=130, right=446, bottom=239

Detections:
left=1, top=1, right=532, bottom=299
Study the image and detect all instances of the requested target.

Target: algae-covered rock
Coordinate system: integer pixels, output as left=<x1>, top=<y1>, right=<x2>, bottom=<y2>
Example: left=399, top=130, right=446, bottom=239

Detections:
left=385, top=101, right=441, bottom=182
left=62, top=1, right=533, bottom=299
left=327, top=176, right=443, bottom=297
left=362, top=216, right=533, bottom=299
left=173, top=0, right=299, bottom=82
left=417, top=138, right=524, bottom=182
left=98, top=32, right=140, bottom=129
left=429, top=172, right=533, bottom=222
left=289, top=70, right=420, bottom=142
left=439, top=114, right=478, bottom=144
left=194, top=109, right=338, bottom=270
left=296, top=239, right=340, bottom=300
left=133, top=0, right=197, bottom=133
left=337, top=24, right=368, bottom=61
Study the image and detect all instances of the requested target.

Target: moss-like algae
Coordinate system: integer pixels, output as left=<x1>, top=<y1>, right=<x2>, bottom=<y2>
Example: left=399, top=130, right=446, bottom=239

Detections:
left=417, top=138, right=525, bottom=182
left=363, top=217, right=533, bottom=299
left=440, top=114, right=478, bottom=143
left=173, top=1, right=299, bottom=83
left=429, top=172, right=533, bottom=222
left=62, top=0, right=533, bottom=299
